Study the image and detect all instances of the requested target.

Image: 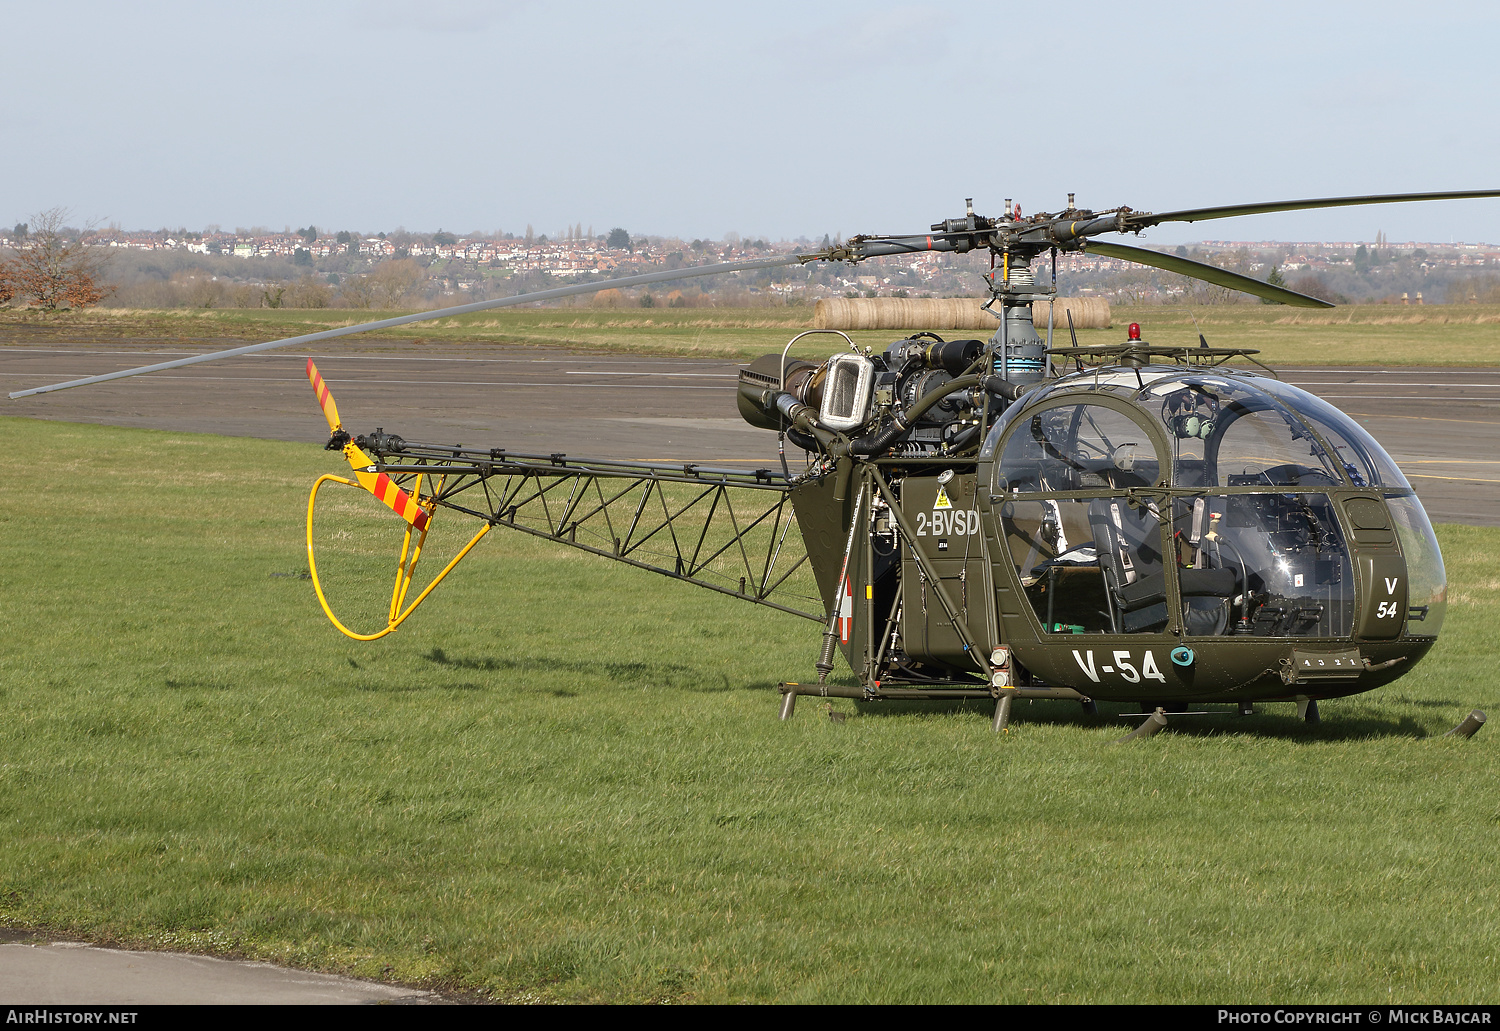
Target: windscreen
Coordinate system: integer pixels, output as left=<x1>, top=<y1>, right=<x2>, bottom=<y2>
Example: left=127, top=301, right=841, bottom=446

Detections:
left=1136, top=373, right=1343, bottom=488
left=1256, top=379, right=1411, bottom=489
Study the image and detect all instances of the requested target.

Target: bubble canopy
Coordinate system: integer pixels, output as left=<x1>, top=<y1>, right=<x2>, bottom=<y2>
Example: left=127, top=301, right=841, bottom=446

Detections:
left=981, top=367, right=1409, bottom=492
left=978, top=366, right=1438, bottom=641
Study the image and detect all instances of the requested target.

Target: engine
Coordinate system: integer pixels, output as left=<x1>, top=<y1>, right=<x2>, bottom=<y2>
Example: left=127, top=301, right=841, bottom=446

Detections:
left=737, top=334, right=1016, bottom=458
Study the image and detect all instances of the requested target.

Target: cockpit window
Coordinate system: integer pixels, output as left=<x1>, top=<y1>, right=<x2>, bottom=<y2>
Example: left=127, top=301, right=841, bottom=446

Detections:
left=999, top=491, right=1355, bottom=637
left=1386, top=493, right=1446, bottom=636
left=1137, top=374, right=1342, bottom=488
left=995, top=402, right=1160, bottom=494
left=1256, top=380, right=1411, bottom=489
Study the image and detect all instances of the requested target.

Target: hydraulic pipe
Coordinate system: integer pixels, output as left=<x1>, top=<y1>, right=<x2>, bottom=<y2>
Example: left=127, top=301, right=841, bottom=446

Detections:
left=903, top=376, right=1027, bottom=455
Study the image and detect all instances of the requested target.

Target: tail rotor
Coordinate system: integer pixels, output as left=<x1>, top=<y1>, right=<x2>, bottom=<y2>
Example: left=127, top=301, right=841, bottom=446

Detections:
left=307, top=359, right=429, bottom=532
left=303, top=360, right=487, bottom=641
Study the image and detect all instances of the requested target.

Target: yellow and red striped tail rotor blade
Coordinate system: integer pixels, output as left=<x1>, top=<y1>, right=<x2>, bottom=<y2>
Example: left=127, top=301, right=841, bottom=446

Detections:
left=345, top=442, right=432, bottom=533
left=307, top=360, right=430, bottom=532
left=307, top=358, right=342, bottom=432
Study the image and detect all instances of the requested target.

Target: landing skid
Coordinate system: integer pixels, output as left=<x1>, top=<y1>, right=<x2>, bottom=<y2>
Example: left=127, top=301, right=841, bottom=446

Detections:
left=777, top=681, right=1091, bottom=731
left=776, top=686, right=1487, bottom=740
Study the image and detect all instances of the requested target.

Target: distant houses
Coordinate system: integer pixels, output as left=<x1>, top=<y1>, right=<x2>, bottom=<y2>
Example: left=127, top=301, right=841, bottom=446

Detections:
left=4, top=224, right=1496, bottom=307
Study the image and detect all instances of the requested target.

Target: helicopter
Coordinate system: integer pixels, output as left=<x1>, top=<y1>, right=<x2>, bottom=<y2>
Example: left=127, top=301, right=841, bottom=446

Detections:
left=12, top=189, right=1499, bottom=735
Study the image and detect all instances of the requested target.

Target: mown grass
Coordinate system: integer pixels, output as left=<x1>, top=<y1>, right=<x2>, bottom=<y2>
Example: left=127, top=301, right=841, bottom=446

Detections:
left=1108, top=305, right=1500, bottom=367
left=1, top=415, right=1498, bottom=1003
left=4, top=304, right=1500, bottom=366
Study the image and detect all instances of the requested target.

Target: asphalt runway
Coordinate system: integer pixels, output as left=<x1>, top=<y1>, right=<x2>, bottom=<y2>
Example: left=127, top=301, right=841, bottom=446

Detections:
left=4, top=340, right=1498, bottom=525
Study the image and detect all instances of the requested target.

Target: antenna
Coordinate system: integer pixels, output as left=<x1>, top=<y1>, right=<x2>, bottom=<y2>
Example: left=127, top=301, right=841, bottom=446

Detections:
left=1189, top=310, right=1207, bottom=347
left=1066, top=309, right=1084, bottom=373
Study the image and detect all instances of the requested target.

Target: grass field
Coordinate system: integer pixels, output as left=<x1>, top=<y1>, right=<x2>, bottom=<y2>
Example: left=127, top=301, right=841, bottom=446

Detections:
left=2, top=415, right=1499, bottom=1003
left=4, top=303, right=1500, bottom=366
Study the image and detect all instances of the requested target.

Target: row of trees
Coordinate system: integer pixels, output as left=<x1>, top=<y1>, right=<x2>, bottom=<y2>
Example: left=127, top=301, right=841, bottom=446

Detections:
left=0, top=209, right=111, bottom=310
left=111, top=259, right=433, bottom=310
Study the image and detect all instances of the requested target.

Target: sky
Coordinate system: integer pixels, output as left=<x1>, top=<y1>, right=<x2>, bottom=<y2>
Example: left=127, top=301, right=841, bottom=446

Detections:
left=7, top=0, right=1500, bottom=246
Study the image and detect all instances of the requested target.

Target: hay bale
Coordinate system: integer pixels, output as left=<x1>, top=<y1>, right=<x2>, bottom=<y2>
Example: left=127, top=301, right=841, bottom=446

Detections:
left=814, top=296, right=1109, bottom=332
left=1031, top=296, right=1111, bottom=331
left=813, top=297, right=988, bottom=331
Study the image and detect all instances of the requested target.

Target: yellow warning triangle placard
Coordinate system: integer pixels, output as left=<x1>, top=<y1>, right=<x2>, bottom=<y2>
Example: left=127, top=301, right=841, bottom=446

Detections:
left=934, top=486, right=953, bottom=509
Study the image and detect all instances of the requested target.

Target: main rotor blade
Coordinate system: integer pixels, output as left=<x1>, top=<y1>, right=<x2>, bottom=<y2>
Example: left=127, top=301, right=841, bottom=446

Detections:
left=8, top=253, right=815, bottom=399
left=1086, top=241, right=1335, bottom=308
left=1124, top=189, right=1500, bottom=230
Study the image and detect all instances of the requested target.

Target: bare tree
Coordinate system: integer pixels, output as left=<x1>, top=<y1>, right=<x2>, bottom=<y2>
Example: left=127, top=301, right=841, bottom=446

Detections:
left=338, top=275, right=376, bottom=309
left=1288, top=274, right=1349, bottom=305
left=369, top=258, right=425, bottom=308
left=1179, top=247, right=1256, bottom=305
left=1, top=207, right=113, bottom=310
left=1111, top=268, right=1156, bottom=305
left=284, top=275, right=333, bottom=308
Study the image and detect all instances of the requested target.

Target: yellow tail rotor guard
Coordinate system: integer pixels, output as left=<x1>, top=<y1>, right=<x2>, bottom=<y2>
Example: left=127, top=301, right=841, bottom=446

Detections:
left=305, top=472, right=489, bottom=641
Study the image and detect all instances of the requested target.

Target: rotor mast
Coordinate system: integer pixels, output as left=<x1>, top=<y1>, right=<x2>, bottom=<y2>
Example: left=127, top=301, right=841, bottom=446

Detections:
left=839, top=197, right=1072, bottom=390
left=980, top=198, right=1053, bottom=388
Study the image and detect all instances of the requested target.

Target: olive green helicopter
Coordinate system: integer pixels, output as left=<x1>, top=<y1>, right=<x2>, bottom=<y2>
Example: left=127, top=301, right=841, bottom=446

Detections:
left=14, top=189, right=1498, bottom=736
